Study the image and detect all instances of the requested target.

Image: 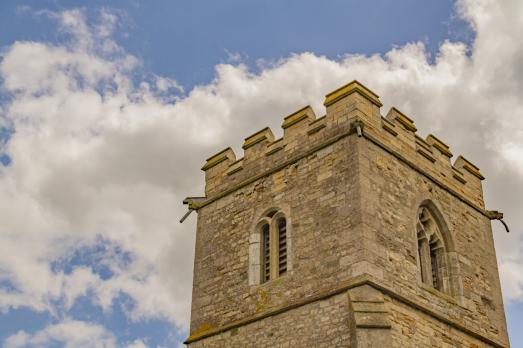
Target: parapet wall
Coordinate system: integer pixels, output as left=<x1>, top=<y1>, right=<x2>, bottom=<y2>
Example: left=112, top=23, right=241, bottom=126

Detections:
left=200, top=81, right=486, bottom=209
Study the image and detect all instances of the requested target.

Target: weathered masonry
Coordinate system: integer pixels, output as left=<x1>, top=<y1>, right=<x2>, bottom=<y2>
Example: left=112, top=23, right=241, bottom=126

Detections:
left=183, top=81, right=510, bottom=347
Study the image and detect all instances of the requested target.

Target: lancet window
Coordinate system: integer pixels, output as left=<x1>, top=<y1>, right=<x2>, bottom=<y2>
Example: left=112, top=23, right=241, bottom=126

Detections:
left=258, top=210, right=288, bottom=283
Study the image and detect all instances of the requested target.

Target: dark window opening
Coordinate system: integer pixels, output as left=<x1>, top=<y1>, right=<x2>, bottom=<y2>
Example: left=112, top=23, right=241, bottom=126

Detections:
left=278, top=218, right=287, bottom=276
left=262, top=224, right=271, bottom=283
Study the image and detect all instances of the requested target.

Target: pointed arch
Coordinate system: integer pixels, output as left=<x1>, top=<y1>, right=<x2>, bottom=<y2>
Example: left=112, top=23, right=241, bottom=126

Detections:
left=418, top=199, right=455, bottom=251
left=415, top=200, right=461, bottom=296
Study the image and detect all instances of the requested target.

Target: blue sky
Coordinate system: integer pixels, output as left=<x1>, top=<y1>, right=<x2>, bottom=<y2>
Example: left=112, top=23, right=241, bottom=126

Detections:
left=0, top=1, right=522, bottom=347
left=1, top=0, right=472, bottom=89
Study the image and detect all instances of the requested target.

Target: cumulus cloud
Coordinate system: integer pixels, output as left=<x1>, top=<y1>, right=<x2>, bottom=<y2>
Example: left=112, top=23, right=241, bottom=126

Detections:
left=0, top=0, right=522, bottom=345
left=3, top=319, right=116, bottom=348
left=0, top=8, right=195, bottom=330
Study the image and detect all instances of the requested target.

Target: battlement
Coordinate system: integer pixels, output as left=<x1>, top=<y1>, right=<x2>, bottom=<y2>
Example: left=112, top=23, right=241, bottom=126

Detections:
left=200, top=80, right=486, bottom=208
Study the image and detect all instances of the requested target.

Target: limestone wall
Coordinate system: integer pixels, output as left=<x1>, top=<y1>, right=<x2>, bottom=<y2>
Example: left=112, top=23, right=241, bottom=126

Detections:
left=389, top=297, right=494, bottom=348
left=189, top=292, right=351, bottom=348
left=189, top=134, right=363, bottom=337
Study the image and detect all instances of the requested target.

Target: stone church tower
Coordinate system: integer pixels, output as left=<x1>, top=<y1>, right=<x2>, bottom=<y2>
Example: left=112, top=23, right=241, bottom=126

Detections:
left=183, top=81, right=510, bottom=347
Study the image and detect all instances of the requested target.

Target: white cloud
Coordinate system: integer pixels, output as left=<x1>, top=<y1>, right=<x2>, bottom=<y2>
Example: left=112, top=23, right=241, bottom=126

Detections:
left=125, top=339, right=149, bottom=348
left=3, top=319, right=116, bottom=348
left=0, top=8, right=195, bottom=330
left=0, top=1, right=522, bottom=346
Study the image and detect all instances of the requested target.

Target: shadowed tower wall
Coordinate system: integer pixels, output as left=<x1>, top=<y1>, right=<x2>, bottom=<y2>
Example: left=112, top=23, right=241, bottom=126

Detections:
left=183, top=81, right=510, bottom=347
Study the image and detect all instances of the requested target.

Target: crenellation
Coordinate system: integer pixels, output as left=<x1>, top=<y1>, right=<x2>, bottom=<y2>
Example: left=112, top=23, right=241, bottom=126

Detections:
left=323, top=80, right=382, bottom=108
left=266, top=137, right=284, bottom=156
left=324, top=82, right=382, bottom=132
left=199, top=81, right=487, bottom=208
left=453, top=155, right=485, bottom=207
left=454, top=155, right=485, bottom=180
left=282, top=106, right=316, bottom=154
left=416, top=147, right=436, bottom=163
left=415, top=134, right=433, bottom=153
left=386, top=107, right=417, bottom=132
left=202, top=147, right=237, bottom=196
left=242, top=127, right=274, bottom=152
left=426, top=134, right=453, bottom=158
left=372, top=106, right=485, bottom=206
left=241, top=127, right=275, bottom=180
left=281, top=105, right=315, bottom=131
left=452, top=166, right=467, bottom=184
left=381, top=116, right=398, bottom=136
left=380, top=108, right=417, bottom=161
left=226, top=158, right=244, bottom=176
left=201, top=147, right=236, bottom=171
left=415, top=134, right=436, bottom=163
left=307, top=115, right=326, bottom=135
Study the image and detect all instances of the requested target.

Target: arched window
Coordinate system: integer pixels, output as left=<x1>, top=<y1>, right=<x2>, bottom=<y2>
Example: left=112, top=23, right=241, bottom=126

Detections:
left=249, top=209, right=289, bottom=285
left=416, top=203, right=457, bottom=295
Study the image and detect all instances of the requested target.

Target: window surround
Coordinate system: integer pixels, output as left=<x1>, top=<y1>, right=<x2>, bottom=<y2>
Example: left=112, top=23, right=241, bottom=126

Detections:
left=414, top=199, right=462, bottom=298
left=249, top=208, right=292, bottom=286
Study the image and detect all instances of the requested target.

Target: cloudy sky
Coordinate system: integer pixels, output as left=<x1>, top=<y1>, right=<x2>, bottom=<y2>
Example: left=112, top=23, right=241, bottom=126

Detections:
left=0, top=0, right=522, bottom=347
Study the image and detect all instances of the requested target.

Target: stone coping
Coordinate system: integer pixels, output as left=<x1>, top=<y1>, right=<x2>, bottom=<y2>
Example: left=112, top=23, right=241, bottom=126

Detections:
left=323, top=80, right=382, bottom=107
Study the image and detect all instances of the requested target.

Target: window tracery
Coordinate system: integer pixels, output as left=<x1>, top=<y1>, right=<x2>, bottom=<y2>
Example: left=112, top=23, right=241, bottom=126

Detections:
left=416, top=203, right=453, bottom=294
